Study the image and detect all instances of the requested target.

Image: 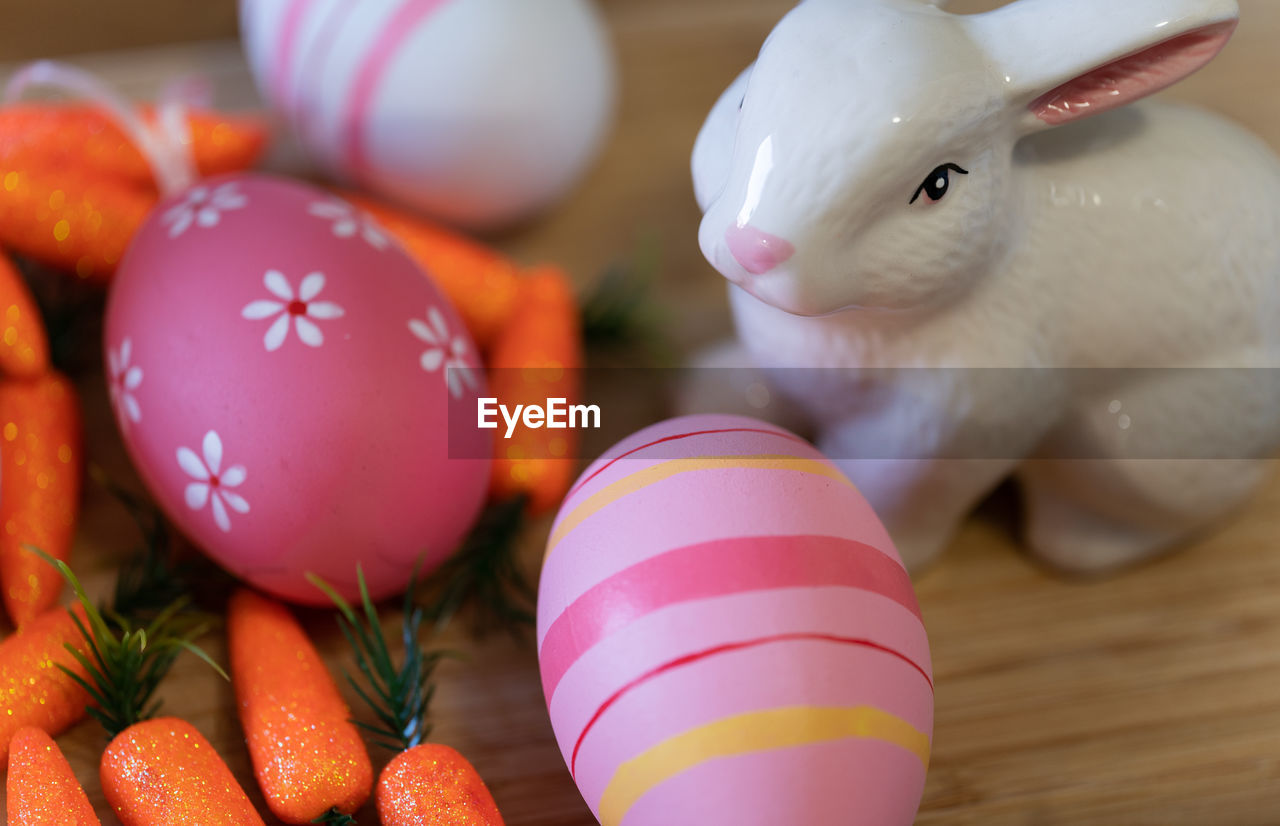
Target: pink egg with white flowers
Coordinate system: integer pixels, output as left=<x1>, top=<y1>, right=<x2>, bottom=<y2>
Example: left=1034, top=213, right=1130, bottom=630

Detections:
left=538, top=415, right=933, bottom=826
left=105, top=173, right=490, bottom=603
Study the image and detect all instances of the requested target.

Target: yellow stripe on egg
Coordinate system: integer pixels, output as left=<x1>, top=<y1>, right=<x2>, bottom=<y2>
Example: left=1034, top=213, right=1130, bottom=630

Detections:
left=596, top=704, right=932, bottom=826
left=546, top=456, right=853, bottom=555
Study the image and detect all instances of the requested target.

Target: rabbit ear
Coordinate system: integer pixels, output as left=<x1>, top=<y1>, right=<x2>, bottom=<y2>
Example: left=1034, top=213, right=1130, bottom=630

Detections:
left=971, top=0, right=1238, bottom=132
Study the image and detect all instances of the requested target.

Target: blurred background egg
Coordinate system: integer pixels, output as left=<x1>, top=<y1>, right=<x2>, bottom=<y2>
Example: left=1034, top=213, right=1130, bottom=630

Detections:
left=537, top=414, right=934, bottom=826
left=104, top=173, right=490, bottom=603
left=239, top=0, right=617, bottom=230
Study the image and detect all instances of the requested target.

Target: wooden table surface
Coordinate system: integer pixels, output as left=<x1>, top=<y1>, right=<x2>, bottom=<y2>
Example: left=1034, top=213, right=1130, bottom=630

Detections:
left=5, top=1, right=1280, bottom=823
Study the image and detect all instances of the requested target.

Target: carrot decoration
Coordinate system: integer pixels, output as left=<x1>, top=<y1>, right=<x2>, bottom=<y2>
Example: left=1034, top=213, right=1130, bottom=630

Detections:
left=0, top=605, right=92, bottom=764
left=228, top=588, right=372, bottom=825
left=487, top=266, right=583, bottom=514
left=0, top=250, right=49, bottom=378
left=377, top=744, right=504, bottom=826
left=35, top=551, right=263, bottom=826
left=310, top=570, right=505, bottom=826
left=0, top=371, right=82, bottom=626
left=101, top=719, right=262, bottom=826
left=341, top=193, right=522, bottom=350
left=0, top=104, right=267, bottom=188
left=6, top=726, right=101, bottom=825
left=0, top=165, right=155, bottom=281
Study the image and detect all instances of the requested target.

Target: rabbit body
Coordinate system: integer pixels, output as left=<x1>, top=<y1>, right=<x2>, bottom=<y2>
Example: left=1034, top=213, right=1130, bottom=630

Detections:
left=693, top=0, right=1280, bottom=571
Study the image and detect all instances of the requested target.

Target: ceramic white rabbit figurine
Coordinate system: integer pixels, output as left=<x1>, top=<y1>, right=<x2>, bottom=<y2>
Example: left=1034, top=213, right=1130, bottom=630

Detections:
left=692, top=0, right=1280, bottom=573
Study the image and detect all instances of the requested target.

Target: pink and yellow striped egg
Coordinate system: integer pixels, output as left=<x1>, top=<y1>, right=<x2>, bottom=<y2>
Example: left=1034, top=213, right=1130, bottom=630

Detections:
left=537, top=414, right=933, bottom=826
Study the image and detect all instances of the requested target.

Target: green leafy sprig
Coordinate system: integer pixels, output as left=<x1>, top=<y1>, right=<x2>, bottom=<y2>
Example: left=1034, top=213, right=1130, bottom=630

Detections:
left=30, top=547, right=226, bottom=740
left=579, top=236, right=673, bottom=365
left=415, top=496, right=536, bottom=639
left=309, top=568, right=449, bottom=754
left=91, top=468, right=197, bottom=622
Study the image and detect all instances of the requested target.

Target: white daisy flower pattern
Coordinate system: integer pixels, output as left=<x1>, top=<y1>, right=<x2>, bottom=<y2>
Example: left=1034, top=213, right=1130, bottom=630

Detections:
left=308, top=199, right=390, bottom=250
left=162, top=182, right=247, bottom=239
left=409, top=306, right=476, bottom=399
left=242, top=270, right=346, bottom=352
left=107, top=337, right=143, bottom=428
left=176, top=431, right=249, bottom=533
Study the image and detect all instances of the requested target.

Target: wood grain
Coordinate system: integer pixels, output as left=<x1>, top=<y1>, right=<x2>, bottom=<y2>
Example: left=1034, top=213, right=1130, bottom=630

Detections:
left=0, top=0, right=238, bottom=62
left=4, top=1, right=1280, bottom=823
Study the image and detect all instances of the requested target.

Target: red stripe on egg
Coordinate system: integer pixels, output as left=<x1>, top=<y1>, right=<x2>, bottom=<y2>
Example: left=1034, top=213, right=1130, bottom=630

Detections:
left=539, top=534, right=922, bottom=703
left=565, top=426, right=808, bottom=499
left=548, top=586, right=933, bottom=767
left=565, top=632, right=933, bottom=814
left=569, top=631, right=932, bottom=778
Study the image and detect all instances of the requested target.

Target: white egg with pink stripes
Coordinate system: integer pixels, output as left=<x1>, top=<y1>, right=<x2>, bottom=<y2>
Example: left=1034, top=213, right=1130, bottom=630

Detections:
left=239, top=0, right=616, bottom=229
left=538, top=414, right=933, bottom=826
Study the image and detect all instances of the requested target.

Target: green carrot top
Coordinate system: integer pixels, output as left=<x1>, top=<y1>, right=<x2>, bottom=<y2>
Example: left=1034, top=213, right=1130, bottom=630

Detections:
left=31, top=547, right=225, bottom=740
left=309, top=568, right=448, bottom=754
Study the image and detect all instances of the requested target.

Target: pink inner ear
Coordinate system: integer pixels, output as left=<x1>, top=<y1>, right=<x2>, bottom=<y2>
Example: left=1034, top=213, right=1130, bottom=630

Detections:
left=1031, top=19, right=1238, bottom=126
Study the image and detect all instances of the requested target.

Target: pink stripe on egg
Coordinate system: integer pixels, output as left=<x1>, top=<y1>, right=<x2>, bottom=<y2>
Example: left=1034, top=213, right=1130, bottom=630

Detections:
left=340, top=0, right=451, bottom=178
left=291, top=0, right=358, bottom=145
left=539, top=535, right=921, bottom=703
left=537, top=466, right=899, bottom=642
left=273, top=0, right=318, bottom=105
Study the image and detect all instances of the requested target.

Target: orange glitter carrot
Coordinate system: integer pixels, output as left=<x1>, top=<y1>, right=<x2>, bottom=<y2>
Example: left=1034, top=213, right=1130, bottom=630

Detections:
left=0, top=104, right=267, bottom=188
left=377, top=744, right=504, bottom=826
left=340, top=193, right=521, bottom=350
left=101, top=717, right=263, bottom=826
left=0, top=165, right=155, bottom=282
left=487, top=267, right=584, bottom=514
left=0, top=605, right=91, bottom=764
left=6, top=726, right=101, bottom=825
left=0, top=250, right=49, bottom=378
left=0, top=371, right=82, bottom=627
left=228, top=588, right=372, bottom=824
left=35, top=551, right=260, bottom=826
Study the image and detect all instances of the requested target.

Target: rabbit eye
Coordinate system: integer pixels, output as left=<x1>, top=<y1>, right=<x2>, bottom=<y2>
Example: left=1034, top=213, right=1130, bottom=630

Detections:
left=911, top=163, right=968, bottom=205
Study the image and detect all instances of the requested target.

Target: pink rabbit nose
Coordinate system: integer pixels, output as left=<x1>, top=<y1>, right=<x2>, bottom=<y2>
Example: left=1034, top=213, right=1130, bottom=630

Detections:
left=725, top=224, right=795, bottom=274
